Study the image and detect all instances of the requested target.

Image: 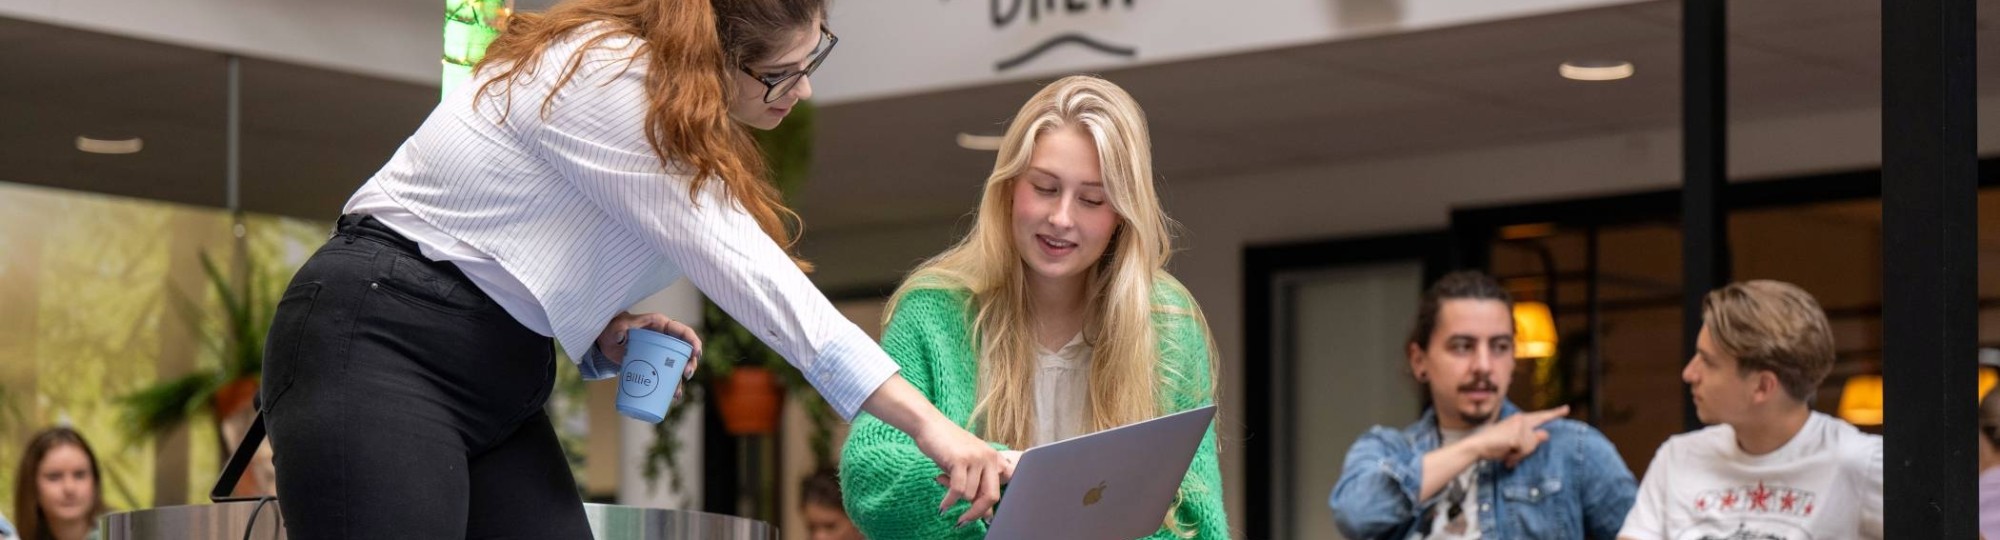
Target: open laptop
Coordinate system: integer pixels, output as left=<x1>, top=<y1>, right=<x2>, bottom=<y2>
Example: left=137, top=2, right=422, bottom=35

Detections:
left=985, top=405, right=1217, bottom=540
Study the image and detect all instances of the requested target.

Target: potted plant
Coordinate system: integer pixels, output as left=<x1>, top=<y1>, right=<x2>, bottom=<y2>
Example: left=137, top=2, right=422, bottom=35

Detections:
left=119, top=248, right=277, bottom=495
left=702, top=300, right=790, bottom=436
left=640, top=101, right=841, bottom=496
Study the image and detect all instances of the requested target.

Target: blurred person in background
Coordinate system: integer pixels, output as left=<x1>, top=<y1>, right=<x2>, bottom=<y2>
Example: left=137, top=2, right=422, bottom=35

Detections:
left=1619, top=281, right=1881, bottom=540
left=801, top=468, right=863, bottom=540
left=1329, top=270, right=1635, bottom=539
left=11, top=427, right=105, bottom=540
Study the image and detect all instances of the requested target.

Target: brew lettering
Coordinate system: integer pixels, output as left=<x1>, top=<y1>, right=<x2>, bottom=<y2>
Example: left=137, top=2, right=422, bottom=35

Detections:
left=992, top=0, right=1134, bottom=28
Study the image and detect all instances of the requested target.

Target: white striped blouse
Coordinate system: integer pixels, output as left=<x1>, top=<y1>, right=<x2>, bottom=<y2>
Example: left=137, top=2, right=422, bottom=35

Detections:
left=341, top=23, right=895, bottom=420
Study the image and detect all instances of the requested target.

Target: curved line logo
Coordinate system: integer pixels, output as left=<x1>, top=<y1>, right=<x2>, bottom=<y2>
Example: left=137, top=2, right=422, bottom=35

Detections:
left=975, top=0, right=1140, bottom=73
left=621, top=359, right=660, bottom=398
left=996, top=33, right=1137, bottom=72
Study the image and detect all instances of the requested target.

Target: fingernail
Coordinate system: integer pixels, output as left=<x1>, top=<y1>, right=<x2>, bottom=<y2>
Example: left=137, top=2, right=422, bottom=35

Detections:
left=617, top=333, right=626, bottom=345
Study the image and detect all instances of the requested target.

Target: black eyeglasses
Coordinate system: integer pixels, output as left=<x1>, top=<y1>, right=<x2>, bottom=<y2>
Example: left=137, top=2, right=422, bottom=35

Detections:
left=740, top=26, right=837, bottom=103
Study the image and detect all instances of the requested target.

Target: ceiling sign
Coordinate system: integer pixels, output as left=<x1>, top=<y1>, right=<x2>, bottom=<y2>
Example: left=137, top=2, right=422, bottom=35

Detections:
left=812, top=0, right=1641, bottom=105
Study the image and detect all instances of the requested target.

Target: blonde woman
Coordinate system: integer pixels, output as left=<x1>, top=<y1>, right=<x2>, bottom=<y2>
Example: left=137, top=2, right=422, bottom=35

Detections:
left=840, top=75, right=1227, bottom=539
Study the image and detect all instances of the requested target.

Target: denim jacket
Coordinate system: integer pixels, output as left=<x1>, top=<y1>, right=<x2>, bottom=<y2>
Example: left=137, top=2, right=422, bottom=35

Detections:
left=1329, top=401, right=1637, bottom=540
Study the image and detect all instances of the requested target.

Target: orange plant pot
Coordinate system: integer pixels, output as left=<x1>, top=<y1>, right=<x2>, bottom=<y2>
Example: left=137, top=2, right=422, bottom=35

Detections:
left=213, top=378, right=260, bottom=419
left=716, top=367, right=783, bottom=435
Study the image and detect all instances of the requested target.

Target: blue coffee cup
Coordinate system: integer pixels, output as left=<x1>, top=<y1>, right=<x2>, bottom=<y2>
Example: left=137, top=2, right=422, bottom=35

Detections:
left=615, top=328, right=693, bottom=424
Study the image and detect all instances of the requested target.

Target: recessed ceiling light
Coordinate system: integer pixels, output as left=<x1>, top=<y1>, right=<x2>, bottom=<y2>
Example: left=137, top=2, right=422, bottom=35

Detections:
left=956, top=132, right=1003, bottom=151
left=76, top=136, right=143, bottom=154
left=1559, top=60, right=1634, bottom=81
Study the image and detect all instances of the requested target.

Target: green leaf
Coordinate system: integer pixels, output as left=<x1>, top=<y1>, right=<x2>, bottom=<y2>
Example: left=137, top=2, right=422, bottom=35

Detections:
left=124, top=247, right=279, bottom=446
left=117, top=371, right=222, bottom=443
left=753, top=101, right=815, bottom=200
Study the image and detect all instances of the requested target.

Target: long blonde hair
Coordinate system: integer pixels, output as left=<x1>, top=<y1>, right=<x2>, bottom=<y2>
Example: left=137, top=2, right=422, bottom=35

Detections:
left=886, top=75, right=1216, bottom=535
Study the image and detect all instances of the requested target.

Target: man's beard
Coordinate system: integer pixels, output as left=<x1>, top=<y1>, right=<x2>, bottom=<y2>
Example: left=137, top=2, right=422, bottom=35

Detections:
left=1454, top=373, right=1500, bottom=426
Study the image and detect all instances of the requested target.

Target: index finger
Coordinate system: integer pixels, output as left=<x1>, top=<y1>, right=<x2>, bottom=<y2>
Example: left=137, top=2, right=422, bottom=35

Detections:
left=1522, top=405, right=1571, bottom=427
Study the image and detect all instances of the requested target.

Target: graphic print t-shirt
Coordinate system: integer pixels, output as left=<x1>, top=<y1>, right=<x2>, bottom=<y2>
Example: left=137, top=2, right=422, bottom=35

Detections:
left=1618, top=412, right=1882, bottom=540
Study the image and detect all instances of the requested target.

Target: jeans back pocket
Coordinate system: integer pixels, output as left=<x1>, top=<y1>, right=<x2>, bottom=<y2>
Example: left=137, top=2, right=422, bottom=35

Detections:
left=259, top=282, right=323, bottom=411
left=374, top=255, right=488, bottom=314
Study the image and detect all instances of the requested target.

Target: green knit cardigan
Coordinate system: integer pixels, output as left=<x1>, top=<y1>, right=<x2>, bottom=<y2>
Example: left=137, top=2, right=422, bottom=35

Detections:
left=839, top=279, right=1230, bottom=539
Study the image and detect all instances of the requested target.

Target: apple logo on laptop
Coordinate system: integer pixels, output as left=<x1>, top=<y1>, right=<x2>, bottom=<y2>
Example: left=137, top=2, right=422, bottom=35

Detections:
left=1083, top=481, right=1107, bottom=506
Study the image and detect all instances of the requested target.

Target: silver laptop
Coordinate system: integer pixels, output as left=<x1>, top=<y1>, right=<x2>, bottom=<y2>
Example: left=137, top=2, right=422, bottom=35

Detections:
left=985, top=405, right=1217, bottom=540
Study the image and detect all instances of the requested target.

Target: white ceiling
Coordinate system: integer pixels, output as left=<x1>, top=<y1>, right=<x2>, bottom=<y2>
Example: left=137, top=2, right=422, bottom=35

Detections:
left=1, top=0, right=1992, bottom=230
left=796, top=0, right=1996, bottom=233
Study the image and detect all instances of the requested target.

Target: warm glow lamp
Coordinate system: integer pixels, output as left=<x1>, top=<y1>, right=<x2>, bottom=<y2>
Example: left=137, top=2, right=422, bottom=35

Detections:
left=1838, top=366, right=1999, bottom=427
left=1837, top=374, right=1883, bottom=426
left=1513, top=301, right=1557, bottom=359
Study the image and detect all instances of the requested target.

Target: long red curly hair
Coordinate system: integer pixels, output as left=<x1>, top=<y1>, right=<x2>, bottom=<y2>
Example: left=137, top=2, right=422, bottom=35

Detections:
left=476, top=0, right=820, bottom=268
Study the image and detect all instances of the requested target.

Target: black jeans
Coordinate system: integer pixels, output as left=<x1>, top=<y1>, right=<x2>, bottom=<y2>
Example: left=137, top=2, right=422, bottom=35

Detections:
left=261, top=214, right=591, bottom=539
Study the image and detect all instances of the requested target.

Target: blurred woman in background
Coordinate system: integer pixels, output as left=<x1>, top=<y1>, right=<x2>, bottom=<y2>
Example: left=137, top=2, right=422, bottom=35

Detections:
left=11, top=427, right=105, bottom=540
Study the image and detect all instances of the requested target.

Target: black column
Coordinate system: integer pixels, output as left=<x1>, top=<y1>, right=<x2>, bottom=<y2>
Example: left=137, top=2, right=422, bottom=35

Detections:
left=1680, top=0, right=1729, bottom=432
left=702, top=391, right=740, bottom=514
left=1882, top=0, right=1978, bottom=536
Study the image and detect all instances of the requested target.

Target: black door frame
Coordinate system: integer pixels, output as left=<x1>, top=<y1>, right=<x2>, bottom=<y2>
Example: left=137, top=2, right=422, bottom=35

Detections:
left=1242, top=231, right=1452, bottom=540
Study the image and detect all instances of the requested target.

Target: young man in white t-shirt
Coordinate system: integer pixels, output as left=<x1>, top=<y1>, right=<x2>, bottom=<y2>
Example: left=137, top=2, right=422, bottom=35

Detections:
left=1619, top=280, right=1883, bottom=540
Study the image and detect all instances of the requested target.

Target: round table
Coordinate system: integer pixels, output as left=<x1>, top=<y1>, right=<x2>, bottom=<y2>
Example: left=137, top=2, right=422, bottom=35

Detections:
left=101, top=501, right=776, bottom=540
